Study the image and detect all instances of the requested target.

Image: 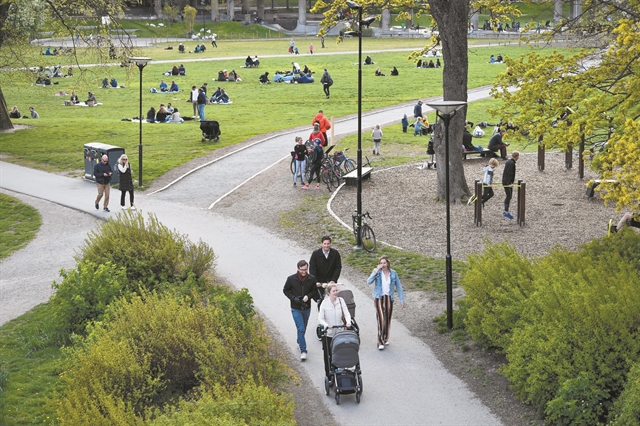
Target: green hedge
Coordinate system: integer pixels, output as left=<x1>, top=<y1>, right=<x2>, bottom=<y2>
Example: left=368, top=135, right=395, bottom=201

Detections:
left=609, top=361, right=640, bottom=426
left=460, top=230, right=640, bottom=423
left=56, top=291, right=290, bottom=424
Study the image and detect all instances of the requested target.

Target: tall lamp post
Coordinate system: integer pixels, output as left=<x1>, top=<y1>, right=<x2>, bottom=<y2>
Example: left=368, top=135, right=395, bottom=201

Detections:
left=128, top=57, right=152, bottom=187
left=425, top=100, right=467, bottom=329
left=345, top=2, right=375, bottom=248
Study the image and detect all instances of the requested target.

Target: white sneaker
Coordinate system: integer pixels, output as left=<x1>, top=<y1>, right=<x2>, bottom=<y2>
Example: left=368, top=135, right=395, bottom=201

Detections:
left=384, top=341, right=390, bottom=346
left=378, top=345, right=385, bottom=350
left=300, top=352, right=307, bottom=361
left=130, top=205, right=136, bottom=210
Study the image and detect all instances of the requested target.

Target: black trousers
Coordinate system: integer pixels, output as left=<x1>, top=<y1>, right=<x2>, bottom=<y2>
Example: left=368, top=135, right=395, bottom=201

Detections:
left=481, top=187, right=494, bottom=205
left=504, top=187, right=513, bottom=212
left=323, top=84, right=330, bottom=97
left=120, top=189, right=134, bottom=207
left=309, top=163, right=322, bottom=183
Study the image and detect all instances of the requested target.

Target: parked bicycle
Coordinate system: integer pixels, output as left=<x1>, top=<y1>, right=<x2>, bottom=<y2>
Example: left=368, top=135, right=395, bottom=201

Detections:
left=351, top=211, right=376, bottom=252
left=333, top=148, right=357, bottom=175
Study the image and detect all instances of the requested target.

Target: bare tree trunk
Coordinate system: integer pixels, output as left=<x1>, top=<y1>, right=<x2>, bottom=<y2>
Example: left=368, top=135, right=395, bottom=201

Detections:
left=429, top=0, right=470, bottom=202
left=298, top=0, right=306, bottom=25
left=257, top=0, right=264, bottom=20
left=0, top=2, right=14, bottom=131
left=154, top=0, right=162, bottom=17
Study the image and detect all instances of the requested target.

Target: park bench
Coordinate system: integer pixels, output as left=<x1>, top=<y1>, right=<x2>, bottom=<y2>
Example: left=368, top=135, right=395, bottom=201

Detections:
left=343, top=167, right=372, bottom=187
left=463, top=148, right=494, bottom=160
left=586, top=179, right=617, bottom=199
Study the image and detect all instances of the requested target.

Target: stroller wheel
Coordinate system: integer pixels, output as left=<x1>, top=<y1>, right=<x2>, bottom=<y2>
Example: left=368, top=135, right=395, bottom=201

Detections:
left=335, top=392, right=340, bottom=405
left=356, top=391, right=361, bottom=403
left=324, top=377, right=330, bottom=396
left=358, top=374, right=363, bottom=393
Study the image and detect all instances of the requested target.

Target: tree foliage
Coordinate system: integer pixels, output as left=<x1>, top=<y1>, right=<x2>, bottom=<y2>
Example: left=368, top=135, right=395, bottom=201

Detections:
left=490, top=0, right=640, bottom=212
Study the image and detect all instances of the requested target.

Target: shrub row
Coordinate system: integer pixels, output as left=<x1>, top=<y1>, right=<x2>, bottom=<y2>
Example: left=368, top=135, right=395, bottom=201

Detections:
left=460, top=230, right=640, bottom=424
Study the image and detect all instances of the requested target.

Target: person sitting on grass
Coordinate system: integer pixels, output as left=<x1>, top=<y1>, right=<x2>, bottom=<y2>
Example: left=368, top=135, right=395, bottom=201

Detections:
left=169, top=81, right=179, bottom=92
left=146, top=106, right=156, bottom=123
left=212, top=88, right=230, bottom=104
left=435, top=59, right=442, bottom=68
left=364, top=55, right=373, bottom=65
left=414, top=117, right=426, bottom=136
left=303, top=64, right=311, bottom=74
left=390, top=66, right=399, bottom=76
left=9, top=106, right=21, bottom=119
left=253, top=56, right=260, bottom=67
left=375, top=67, right=385, bottom=76
left=169, top=107, right=184, bottom=123
left=210, top=87, right=222, bottom=102
left=156, top=104, right=169, bottom=123
left=171, top=65, right=179, bottom=75
left=29, top=106, right=39, bottom=119
left=101, top=77, right=109, bottom=88
left=245, top=55, right=254, bottom=67
left=259, top=72, right=271, bottom=84
left=178, top=64, right=186, bottom=75
left=86, top=92, right=97, bottom=104
left=110, top=77, right=118, bottom=88
left=416, top=59, right=423, bottom=68
left=178, top=43, right=185, bottom=53
left=159, top=80, right=168, bottom=92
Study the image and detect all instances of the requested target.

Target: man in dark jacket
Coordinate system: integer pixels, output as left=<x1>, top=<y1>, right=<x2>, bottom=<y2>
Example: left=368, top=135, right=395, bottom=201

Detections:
left=309, top=236, right=342, bottom=307
left=93, top=155, right=113, bottom=212
left=488, top=129, right=509, bottom=159
left=501, top=151, right=520, bottom=220
left=283, top=260, right=317, bottom=361
left=413, top=100, right=423, bottom=119
left=197, top=88, right=207, bottom=121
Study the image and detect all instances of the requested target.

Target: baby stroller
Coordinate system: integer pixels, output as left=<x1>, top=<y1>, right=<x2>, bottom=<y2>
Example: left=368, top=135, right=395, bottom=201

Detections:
left=200, top=120, right=221, bottom=142
left=321, top=324, right=363, bottom=405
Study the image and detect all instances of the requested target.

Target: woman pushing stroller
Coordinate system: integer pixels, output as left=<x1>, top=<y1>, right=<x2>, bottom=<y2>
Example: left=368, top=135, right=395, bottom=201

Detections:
left=318, top=284, right=352, bottom=385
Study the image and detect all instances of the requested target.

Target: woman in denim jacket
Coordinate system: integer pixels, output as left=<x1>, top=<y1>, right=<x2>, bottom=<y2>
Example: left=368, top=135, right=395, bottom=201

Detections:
left=366, top=256, right=405, bottom=350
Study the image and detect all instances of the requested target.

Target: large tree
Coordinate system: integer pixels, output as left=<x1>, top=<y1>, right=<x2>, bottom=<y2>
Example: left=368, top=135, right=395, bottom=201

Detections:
left=0, top=0, right=135, bottom=131
left=311, top=0, right=519, bottom=202
left=491, top=0, right=640, bottom=211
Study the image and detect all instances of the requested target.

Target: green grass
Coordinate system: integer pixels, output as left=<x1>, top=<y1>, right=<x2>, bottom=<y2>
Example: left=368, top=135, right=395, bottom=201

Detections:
left=1, top=42, right=573, bottom=187
left=0, top=194, right=42, bottom=260
left=0, top=304, right=67, bottom=425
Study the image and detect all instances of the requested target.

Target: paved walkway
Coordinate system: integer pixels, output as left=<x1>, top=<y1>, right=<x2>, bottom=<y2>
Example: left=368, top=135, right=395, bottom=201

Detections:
left=0, top=89, right=501, bottom=425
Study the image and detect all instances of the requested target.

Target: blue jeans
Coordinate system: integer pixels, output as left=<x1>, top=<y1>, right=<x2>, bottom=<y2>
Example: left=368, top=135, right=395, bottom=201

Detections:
left=197, top=103, right=205, bottom=121
left=293, top=160, right=306, bottom=184
left=291, top=308, right=311, bottom=353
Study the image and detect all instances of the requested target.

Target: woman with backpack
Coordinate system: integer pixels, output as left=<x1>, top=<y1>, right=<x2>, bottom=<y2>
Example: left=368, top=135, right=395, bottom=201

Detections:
left=307, top=139, right=324, bottom=190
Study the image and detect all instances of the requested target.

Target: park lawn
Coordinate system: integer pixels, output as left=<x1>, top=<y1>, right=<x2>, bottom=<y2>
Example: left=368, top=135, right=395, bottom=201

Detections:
left=0, top=194, right=42, bottom=261
left=1, top=43, right=575, bottom=186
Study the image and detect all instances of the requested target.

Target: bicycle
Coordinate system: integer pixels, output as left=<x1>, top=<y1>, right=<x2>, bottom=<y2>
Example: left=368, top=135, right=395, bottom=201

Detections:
left=321, top=156, right=341, bottom=190
left=333, top=148, right=357, bottom=175
left=351, top=211, right=376, bottom=252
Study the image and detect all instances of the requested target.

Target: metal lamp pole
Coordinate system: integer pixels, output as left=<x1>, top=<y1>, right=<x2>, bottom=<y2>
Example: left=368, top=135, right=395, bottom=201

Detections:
left=128, top=57, right=152, bottom=187
left=346, top=1, right=364, bottom=248
left=426, top=100, right=467, bottom=329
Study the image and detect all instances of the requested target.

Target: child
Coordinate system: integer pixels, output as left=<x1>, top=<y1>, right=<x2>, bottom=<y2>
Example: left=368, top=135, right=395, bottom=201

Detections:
left=401, top=114, right=409, bottom=133
left=414, top=117, right=426, bottom=136
left=372, top=124, right=383, bottom=155
left=481, top=158, right=499, bottom=207
left=309, top=43, right=314, bottom=54
left=293, top=136, right=307, bottom=188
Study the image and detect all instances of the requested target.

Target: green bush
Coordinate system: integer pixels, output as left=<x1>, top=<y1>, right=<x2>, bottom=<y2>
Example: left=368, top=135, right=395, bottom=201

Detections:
left=609, top=362, right=640, bottom=426
left=502, top=250, right=640, bottom=416
left=77, top=211, right=215, bottom=290
left=56, top=290, right=288, bottom=423
left=150, top=382, right=294, bottom=426
left=50, top=261, right=128, bottom=335
left=544, top=372, right=609, bottom=425
left=460, top=241, right=535, bottom=350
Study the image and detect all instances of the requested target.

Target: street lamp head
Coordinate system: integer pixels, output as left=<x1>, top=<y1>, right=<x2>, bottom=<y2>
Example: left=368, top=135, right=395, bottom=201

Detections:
left=346, top=1, right=361, bottom=9
left=362, top=16, right=377, bottom=28
left=425, top=100, right=467, bottom=117
left=128, top=57, right=153, bottom=69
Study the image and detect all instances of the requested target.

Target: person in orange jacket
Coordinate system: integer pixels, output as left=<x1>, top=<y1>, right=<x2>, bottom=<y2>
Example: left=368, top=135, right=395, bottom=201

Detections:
left=312, top=110, right=331, bottom=146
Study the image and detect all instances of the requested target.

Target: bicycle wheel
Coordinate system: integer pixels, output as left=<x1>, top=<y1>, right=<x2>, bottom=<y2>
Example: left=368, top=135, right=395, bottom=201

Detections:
left=344, top=159, right=356, bottom=174
left=361, top=224, right=376, bottom=252
left=290, top=157, right=295, bottom=174
left=331, top=165, right=342, bottom=187
left=352, top=216, right=359, bottom=243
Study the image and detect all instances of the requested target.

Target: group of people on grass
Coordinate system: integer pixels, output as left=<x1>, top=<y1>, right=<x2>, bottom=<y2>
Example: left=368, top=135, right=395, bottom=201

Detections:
left=9, top=106, right=39, bottom=119
left=217, top=69, right=241, bottom=82
left=375, top=66, right=400, bottom=76
left=489, top=54, right=504, bottom=63
left=284, top=236, right=404, bottom=378
left=156, top=80, right=180, bottom=92
left=101, top=77, right=119, bottom=88
left=167, top=64, right=186, bottom=76
left=145, top=103, right=183, bottom=123
left=245, top=55, right=260, bottom=67
left=415, top=59, right=441, bottom=68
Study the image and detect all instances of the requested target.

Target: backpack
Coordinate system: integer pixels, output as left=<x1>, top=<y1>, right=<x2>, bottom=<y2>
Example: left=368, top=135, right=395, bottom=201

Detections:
left=313, top=144, right=324, bottom=162
left=473, top=126, right=485, bottom=137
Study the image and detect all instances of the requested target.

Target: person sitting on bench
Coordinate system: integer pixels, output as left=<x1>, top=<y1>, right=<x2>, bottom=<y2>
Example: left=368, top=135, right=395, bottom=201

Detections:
left=609, top=212, right=640, bottom=233
left=390, top=66, right=399, bottom=76
left=488, top=129, right=509, bottom=159
left=462, top=127, right=479, bottom=152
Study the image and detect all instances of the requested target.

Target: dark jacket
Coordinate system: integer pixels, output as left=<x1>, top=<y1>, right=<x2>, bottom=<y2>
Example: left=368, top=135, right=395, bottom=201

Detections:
left=118, top=164, right=133, bottom=192
left=309, top=248, right=342, bottom=301
left=462, top=130, right=475, bottom=151
left=197, top=91, right=207, bottom=105
left=93, top=161, right=112, bottom=184
left=502, top=158, right=517, bottom=186
left=488, top=132, right=504, bottom=150
left=283, top=272, right=317, bottom=310
left=413, top=102, right=423, bottom=118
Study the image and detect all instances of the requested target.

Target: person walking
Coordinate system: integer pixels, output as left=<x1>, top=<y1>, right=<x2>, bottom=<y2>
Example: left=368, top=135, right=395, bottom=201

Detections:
left=283, top=260, right=317, bottom=361
left=117, top=154, right=135, bottom=209
left=321, top=35, right=325, bottom=48
left=502, top=151, right=520, bottom=220
left=293, top=136, right=307, bottom=188
left=190, top=86, right=199, bottom=117
left=211, top=33, right=217, bottom=48
left=371, top=124, right=383, bottom=155
left=197, top=88, right=207, bottom=121
left=309, top=236, right=342, bottom=310
left=93, top=155, right=113, bottom=212
left=481, top=158, right=499, bottom=208
left=320, top=69, right=333, bottom=99
left=367, top=256, right=404, bottom=350
left=309, top=43, right=314, bottom=54
left=318, top=283, right=352, bottom=384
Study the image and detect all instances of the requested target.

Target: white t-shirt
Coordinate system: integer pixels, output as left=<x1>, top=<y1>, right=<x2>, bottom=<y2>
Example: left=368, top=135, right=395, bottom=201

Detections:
left=381, top=271, right=391, bottom=296
left=191, top=89, right=199, bottom=103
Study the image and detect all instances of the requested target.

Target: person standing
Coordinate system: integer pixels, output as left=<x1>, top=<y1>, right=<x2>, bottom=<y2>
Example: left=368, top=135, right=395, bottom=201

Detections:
left=318, top=283, right=352, bottom=383
left=502, top=151, right=519, bottom=220
left=320, top=69, right=333, bottom=99
left=481, top=158, right=499, bottom=208
left=309, top=236, right=342, bottom=309
left=321, top=35, right=325, bottom=48
left=197, top=88, right=207, bottom=121
left=308, top=139, right=324, bottom=190
left=211, top=33, right=217, bottom=48
left=283, top=260, right=317, bottom=361
left=371, top=124, right=383, bottom=155
left=401, top=114, right=409, bottom=133
left=367, top=256, right=404, bottom=350
left=190, top=86, right=199, bottom=117
left=413, top=100, right=423, bottom=120
left=488, top=129, right=509, bottom=159
left=293, top=136, right=307, bottom=188
left=93, top=155, right=113, bottom=212
left=309, top=43, right=314, bottom=54
left=117, top=154, right=135, bottom=210
left=312, top=110, right=331, bottom=145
